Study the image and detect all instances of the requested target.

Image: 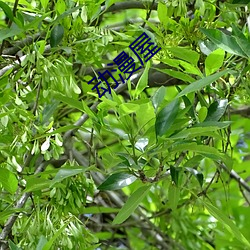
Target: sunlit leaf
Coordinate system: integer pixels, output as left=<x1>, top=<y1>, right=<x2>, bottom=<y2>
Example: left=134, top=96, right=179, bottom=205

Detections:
left=119, top=103, right=140, bottom=115
left=151, top=86, right=166, bottom=111
left=40, top=0, right=49, bottom=9
left=157, top=1, right=168, bottom=24
left=24, top=177, right=51, bottom=192
left=170, top=126, right=220, bottom=139
left=168, top=182, right=180, bottom=210
left=156, top=67, right=195, bottom=83
left=200, top=28, right=247, bottom=58
left=168, top=47, right=200, bottom=65
left=198, top=106, right=208, bottom=122
left=203, top=201, right=250, bottom=248
left=205, top=99, right=228, bottom=122
left=134, top=61, right=150, bottom=98
left=193, top=121, right=231, bottom=129
left=53, top=92, right=84, bottom=112
left=0, top=1, right=14, bottom=21
left=42, top=223, right=69, bottom=250
left=135, top=138, right=149, bottom=152
left=205, top=49, right=225, bottom=75
left=0, top=168, right=18, bottom=194
left=98, top=172, right=137, bottom=191
left=177, top=70, right=231, bottom=97
left=51, top=167, right=86, bottom=186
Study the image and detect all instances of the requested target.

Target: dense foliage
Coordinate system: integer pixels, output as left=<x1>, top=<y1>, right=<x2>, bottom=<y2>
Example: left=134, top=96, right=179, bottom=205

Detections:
left=1, top=0, right=250, bottom=249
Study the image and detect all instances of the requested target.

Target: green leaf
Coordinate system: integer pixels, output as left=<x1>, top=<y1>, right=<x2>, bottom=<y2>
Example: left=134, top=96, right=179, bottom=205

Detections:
left=205, top=49, right=225, bottom=75
left=203, top=201, right=250, bottom=248
left=170, top=166, right=180, bottom=186
left=0, top=209, right=23, bottom=223
left=178, top=92, right=195, bottom=119
left=183, top=155, right=203, bottom=168
left=24, top=177, right=51, bottom=192
left=50, top=24, right=64, bottom=47
left=112, top=185, right=151, bottom=224
left=105, top=0, right=118, bottom=9
left=168, top=47, right=200, bottom=65
left=200, top=28, right=247, bottom=58
left=157, top=2, right=168, bottom=24
left=0, top=1, right=14, bottom=21
left=155, top=98, right=179, bottom=137
left=156, top=68, right=195, bottom=83
left=185, top=167, right=204, bottom=187
left=231, top=24, right=247, bottom=41
left=194, top=121, right=231, bottom=129
left=198, top=106, right=208, bottom=122
left=41, top=100, right=60, bottom=125
left=9, top=241, right=22, bottom=250
left=80, top=206, right=120, bottom=214
left=170, top=126, right=220, bottom=139
left=51, top=166, right=86, bottom=186
left=42, top=223, right=69, bottom=250
left=54, top=5, right=83, bottom=24
left=205, top=99, right=228, bottom=122
left=176, top=70, right=231, bottom=98
left=53, top=92, right=84, bottom=112
left=0, top=25, right=23, bottom=42
left=151, top=86, right=166, bottom=111
left=234, top=36, right=250, bottom=58
left=179, top=61, right=203, bottom=76
left=168, top=182, right=180, bottom=210
left=25, top=12, right=52, bottom=30
left=119, top=103, right=140, bottom=115
left=98, top=172, right=137, bottom=191
left=170, top=143, right=229, bottom=165
left=40, top=0, right=49, bottom=9
left=36, top=236, right=48, bottom=250
left=0, top=168, right=18, bottom=194
left=134, top=61, right=150, bottom=98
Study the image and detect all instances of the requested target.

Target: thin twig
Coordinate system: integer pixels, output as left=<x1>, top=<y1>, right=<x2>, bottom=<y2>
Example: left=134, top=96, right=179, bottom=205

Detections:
left=32, top=80, right=42, bottom=115
left=0, top=161, right=48, bottom=241
left=219, top=163, right=250, bottom=193
left=239, top=184, right=250, bottom=206
left=0, top=0, right=20, bottom=55
left=142, top=0, right=156, bottom=28
left=2, top=32, right=46, bottom=56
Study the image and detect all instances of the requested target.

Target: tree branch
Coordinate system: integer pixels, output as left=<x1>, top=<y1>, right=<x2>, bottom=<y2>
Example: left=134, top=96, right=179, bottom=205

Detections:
left=219, top=163, right=250, bottom=193
left=0, top=161, right=49, bottom=241
left=0, top=45, right=50, bottom=78
left=2, top=32, right=46, bottom=56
